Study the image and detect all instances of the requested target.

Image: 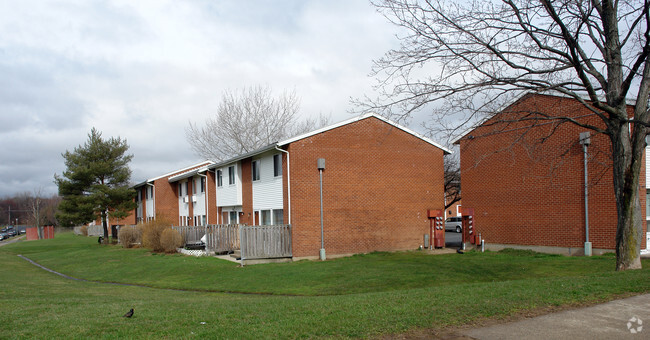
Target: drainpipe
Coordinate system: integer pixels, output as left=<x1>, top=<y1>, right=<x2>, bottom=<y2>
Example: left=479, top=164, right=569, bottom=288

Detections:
left=275, top=146, right=291, bottom=224
left=579, top=132, right=592, bottom=256
left=198, top=172, right=208, bottom=225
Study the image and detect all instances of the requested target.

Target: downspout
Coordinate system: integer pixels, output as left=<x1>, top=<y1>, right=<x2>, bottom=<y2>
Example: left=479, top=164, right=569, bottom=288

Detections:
left=146, top=182, right=155, bottom=222
left=275, top=146, right=291, bottom=224
left=198, top=172, right=208, bottom=225
left=579, top=132, right=591, bottom=256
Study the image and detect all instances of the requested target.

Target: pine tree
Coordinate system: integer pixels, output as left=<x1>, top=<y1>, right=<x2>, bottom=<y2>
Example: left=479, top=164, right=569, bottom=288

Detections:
left=54, top=128, right=136, bottom=240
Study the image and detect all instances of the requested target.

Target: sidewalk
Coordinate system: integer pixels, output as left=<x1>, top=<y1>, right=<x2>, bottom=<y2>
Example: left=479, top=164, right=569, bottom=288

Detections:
left=0, top=235, right=25, bottom=247
left=459, top=293, right=649, bottom=339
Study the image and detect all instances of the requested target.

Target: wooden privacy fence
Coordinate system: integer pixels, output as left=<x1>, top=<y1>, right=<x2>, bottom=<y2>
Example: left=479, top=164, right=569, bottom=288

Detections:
left=206, top=225, right=240, bottom=253
left=240, top=224, right=292, bottom=260
left=173, top=225, right=240, bottom=253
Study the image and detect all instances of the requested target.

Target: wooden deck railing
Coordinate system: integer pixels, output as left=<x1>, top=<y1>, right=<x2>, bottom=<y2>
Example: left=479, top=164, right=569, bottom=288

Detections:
left=240, top=224, right=292, bottom=260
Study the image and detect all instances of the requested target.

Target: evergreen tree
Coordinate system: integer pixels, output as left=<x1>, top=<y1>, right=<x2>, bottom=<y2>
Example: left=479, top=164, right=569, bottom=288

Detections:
left=54, top=128, right=136, bottom=240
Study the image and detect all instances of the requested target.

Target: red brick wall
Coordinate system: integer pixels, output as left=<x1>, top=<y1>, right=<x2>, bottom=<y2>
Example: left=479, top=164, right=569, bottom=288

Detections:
left=459, top=94, right=647, bottom=251
left=120, top=200, right=137, bottom=225
left=241, top=159, right=254, bottom=225
left=206, top=171, right=218, bottom=224
left=287, top=117, right=445, bottom=258
left=152, top=177, right=179, bottom=224
left=26, top=226, right=54, bottom=240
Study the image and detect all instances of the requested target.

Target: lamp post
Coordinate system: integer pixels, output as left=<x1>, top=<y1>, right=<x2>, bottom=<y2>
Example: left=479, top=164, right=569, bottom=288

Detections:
left=580, top=132, right=592, bottom=256
left=318, top=158, right=326, bottom=260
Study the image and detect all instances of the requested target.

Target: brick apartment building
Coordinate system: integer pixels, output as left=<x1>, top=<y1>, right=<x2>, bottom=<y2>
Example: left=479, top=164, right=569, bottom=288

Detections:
left=119, top=114, right=449, bottom=259
left=127, top=161, right=215, bottom=226
left=455, top=93, right=648, bottom=255
left=203, top=113, right=450, bottom=259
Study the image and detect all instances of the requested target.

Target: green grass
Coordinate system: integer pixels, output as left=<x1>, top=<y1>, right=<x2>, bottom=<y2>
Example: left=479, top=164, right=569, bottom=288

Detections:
left=0, top=232, right=648, bottom=339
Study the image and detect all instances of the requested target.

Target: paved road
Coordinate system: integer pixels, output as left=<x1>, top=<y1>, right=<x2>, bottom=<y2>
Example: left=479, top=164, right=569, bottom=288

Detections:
left=444, top=231, right=462, bottom=248
left=460, top=294, right=649, bottom=340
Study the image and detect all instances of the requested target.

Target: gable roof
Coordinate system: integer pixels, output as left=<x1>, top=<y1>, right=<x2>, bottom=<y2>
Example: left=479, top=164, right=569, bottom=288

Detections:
left=450, top=91, right=639, bottom=145
left=133, top=161, right=214, bottom=187
left=207, top=144, right=279, bottom=170
left=167, top=164, right=213, bottom=183
left=206, top=113, right=451, bottom=171
left=279, top=113, right=452, bottom=153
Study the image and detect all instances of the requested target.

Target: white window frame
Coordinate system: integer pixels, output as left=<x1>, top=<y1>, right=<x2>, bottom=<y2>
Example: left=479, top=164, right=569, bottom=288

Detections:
left=228, top=166, right=235, bottom=185
left=252, top=159, right=261, bottom=181
left=273, top=154, right=282, bottom=177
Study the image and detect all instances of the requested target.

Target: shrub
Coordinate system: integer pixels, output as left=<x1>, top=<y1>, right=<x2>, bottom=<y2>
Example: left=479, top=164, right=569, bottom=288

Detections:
left=118, top=226, right=141, bottom=248
left=140, top=219, right=176, bottom=252
left=80, top=225, right=88, bottom=236
left=160, top=228, right=183, bottom=253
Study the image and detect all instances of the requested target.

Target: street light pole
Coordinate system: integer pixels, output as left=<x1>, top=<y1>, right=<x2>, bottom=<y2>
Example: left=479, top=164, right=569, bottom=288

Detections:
left=318, top=158, right=326, bottom=261
left=580, top=132, right=592, bottom=256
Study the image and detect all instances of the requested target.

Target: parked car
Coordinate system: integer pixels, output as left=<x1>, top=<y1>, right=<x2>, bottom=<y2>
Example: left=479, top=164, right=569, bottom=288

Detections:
left=445, top=217, right=463, bottom=233
left=5, top=227, right=16, bottom=237
left=0, top=232, right=7, bottom=241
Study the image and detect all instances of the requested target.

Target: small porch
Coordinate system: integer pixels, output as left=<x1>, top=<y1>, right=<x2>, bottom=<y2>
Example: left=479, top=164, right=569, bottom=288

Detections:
left=172, top=224, right=292, bottom=265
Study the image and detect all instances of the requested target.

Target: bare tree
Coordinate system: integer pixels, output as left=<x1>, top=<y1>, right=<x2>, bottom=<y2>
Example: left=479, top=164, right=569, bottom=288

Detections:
left=187, top=85, right=330, bottom=162
left=30, top=188, right=43, bottom=238
left=444, top=154, right=461, bottom=210
left=362, top=0, right=649, bottom=270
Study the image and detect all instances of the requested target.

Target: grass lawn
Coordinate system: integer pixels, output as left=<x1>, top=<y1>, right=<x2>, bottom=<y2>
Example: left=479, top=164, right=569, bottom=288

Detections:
left=0, top=232, right=648, bottom=339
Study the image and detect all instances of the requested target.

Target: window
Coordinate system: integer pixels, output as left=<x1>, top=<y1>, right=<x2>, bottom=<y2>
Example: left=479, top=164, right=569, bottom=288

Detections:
left=252, top=160, right=261, bottom=181
left=229, top=211, right=238, bottom=224
left=273, top=209, right=284, bottom=225
left=184, top=182, right=188, bottom=196
left=193, top=178, right=198, bottom=194
left=228, top=166, right=235, bottom=185
left=217, top=170, right=223, bottom=187
left=273, top=154, right=282, bottom=177
left=137, top=191, right=141, bottom=202
left=202, top=215, right=207, bottom=226
left=261, top=210, right=271, bottom=225
left=146, top=186, right=153, bottom=199
left=200, top=177, right=205, bottom=193
left=178, top=183, right=183, bottom=197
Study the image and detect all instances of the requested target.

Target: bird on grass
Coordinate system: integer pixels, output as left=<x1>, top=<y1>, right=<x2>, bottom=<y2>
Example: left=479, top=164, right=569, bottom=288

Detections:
left=123, top=308, right=134, bottom=318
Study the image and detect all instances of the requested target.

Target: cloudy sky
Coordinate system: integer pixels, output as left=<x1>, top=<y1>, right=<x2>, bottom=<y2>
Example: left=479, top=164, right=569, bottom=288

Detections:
left=0, top=0, right=415, bottom=198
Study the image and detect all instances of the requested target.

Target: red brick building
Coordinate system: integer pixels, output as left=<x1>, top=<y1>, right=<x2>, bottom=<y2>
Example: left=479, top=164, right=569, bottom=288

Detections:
left=455, top=93, right=648, bottom=255
left=119, top=114, right=448, bottom=259
left=209, top=113, right=449, bottom=259
left=129, top=161, right=216, bottom=226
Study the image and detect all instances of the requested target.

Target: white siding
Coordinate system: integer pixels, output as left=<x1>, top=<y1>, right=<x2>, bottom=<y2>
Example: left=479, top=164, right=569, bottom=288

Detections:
left=178, top=180, right=189, bottom=219
left=646, top=146, right=650, bottom=189
left=136, top=190, right=143, bottom=220
left=192, top=175, right=206, bottom=216
left=216, top=163, right=242, bottom=207
left=252, top=152, right=283, bottom=210
left=145, top=186, right=154, bottom=219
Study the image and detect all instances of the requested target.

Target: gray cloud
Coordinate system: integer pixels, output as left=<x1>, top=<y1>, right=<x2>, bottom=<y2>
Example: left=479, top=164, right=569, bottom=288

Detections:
left=0, top=0, right=408, bottom=198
